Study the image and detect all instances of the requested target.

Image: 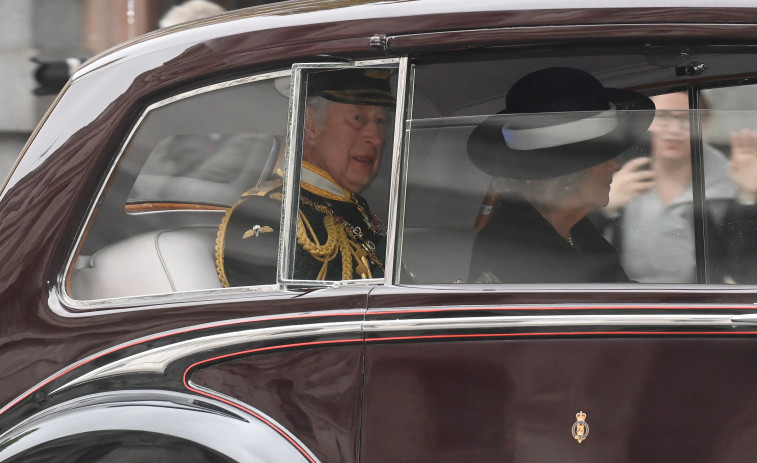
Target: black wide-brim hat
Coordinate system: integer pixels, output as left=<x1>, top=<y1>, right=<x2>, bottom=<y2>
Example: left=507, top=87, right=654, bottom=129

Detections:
left=467, top=67, right=655, bottom=180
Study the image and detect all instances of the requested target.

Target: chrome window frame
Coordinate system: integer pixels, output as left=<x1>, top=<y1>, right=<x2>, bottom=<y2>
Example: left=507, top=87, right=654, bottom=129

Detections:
left=278, top=58, right=408, bottom=289
left=390, top=63, right=415, bottom=286
left=59, top=70, right=292, bottom=314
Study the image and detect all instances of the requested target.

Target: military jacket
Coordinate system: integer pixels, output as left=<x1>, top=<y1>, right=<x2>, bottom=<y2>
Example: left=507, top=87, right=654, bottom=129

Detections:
left=216, top=162, right=384, bottom=286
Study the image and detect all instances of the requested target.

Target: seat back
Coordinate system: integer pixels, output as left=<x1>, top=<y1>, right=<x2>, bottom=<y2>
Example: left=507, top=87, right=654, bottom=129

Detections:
left=71, top=226, right=221, bottom=300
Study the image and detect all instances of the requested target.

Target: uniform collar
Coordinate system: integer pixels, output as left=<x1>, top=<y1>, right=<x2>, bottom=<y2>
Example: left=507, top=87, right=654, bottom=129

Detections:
left=301, top=161, right=351, bottom=202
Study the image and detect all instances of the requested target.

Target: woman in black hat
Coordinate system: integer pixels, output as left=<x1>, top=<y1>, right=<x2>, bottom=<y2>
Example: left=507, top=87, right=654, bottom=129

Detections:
left=466, top=67, right=655, bottom=283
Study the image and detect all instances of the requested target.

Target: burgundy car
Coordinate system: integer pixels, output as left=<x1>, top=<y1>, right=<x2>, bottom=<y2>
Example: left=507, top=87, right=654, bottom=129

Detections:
left=4, top=0, right=757, bottom=461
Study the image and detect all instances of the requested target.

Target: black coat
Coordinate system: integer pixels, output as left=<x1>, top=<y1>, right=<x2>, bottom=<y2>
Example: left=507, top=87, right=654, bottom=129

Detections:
left=217, top=181, right=385, bottom=286
left=723, top=202, right=757, bottom=283
left=293, top=188, right=385, bottom=281
left=468, top=195, right=629, bottom=283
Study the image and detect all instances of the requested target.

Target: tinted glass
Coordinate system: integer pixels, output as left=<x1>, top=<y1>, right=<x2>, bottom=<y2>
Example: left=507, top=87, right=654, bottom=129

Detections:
left=401, top=52, right=757, bottom=285
left=68, top=74, right=290, bottom=300
left=702, top=84, right=757, bottom=284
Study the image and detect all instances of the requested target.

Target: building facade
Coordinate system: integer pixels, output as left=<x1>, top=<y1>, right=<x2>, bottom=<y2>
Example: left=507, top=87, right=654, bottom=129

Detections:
left=0, top=0, right=270, bottom=182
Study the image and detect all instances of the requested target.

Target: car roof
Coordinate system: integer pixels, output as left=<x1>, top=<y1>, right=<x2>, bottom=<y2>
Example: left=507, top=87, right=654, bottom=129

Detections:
left=74, top=0, right=757, bottom=81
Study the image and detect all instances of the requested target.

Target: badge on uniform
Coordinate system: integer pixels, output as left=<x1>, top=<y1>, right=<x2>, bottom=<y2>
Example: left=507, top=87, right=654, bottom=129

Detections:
left=243, top=224, right=274, bottom=239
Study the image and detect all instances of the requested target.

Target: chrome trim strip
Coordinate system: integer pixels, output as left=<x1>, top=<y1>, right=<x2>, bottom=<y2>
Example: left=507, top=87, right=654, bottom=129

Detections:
left=0, top=390, right=319, bottom=463
left=147, top=72, right=292, bottom=111
left=279, top=62, right=309, bottom=286
left=52, top=312, right=740, bottom=394
left=353, top=58, right=402, bottom=66
left=59, top=70, right=291, bottom=314
left=53, top=319, right=363, bottom=394
left=52, top=285, right=284, bottom=316
left=363, top=314, right=738, bottom=333
left=0, top=309, right=364, bottom=416
left=731, top=314, right=757, bottom=324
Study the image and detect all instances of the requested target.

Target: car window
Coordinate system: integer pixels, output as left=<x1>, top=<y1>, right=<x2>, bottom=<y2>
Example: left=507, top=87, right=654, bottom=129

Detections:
left=398, top=50, right=757, bottom=285
left=701, top=84, right=757, bottom=284
left=67, top=72, right=290, bottom=301
left=596, top=89, right=757, bottom=285
left=610, top=98, right=720, bottom=284
left=286, top=67, right=397, bottom=283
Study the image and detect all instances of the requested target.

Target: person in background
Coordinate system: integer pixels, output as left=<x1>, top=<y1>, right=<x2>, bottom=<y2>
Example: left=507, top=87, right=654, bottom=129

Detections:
left=723, top=128, right=757, bottom=282
left=597, top=92, right=744, bottom=283
left=466, top=67, right=655, bottom=283
left=159, top=0, right=226, bottom=28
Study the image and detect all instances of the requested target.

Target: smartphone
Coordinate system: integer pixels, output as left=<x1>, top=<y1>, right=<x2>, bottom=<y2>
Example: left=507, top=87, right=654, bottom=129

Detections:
left=617, top=130, right=652, bottom=170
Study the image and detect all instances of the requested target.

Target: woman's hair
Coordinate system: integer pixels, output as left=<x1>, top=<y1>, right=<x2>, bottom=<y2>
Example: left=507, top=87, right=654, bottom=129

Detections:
left=494, top=168, right=591, bottom=206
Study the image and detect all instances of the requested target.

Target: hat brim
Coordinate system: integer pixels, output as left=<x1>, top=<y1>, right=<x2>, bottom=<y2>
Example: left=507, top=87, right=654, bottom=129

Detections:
left=467, top=88, right=655, bottom=180
left=318, top=89, right=395, bottom=107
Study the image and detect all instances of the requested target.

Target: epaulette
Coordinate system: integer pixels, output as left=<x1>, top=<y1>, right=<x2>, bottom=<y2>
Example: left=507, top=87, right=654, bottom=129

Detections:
left=241, top=179, right=284, bottom=199
left=216, top=186, right=282, bottom=287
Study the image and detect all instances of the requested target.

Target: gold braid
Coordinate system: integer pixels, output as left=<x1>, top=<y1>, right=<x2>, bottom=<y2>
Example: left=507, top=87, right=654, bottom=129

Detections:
left=297, top=210, right=337, bottom=257
left=296, top=209, right=372, bottom=280
left=339, top=230, right=354, bottom=279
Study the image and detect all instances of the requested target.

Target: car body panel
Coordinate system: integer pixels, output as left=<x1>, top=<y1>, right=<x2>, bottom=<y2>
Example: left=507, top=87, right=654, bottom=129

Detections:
left=362, top=337, right=757, bottom=462
left=363, top=287, right=757, bottom=461
left=191, top=346, right=364, bottom=462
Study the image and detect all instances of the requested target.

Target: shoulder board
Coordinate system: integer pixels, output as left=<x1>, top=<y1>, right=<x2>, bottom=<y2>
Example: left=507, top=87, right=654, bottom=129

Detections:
left=242, top=179, right=284, bottom=198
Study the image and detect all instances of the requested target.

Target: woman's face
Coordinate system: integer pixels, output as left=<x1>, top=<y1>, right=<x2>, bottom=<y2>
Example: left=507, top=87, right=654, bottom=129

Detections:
left=569, top=157, right=622, bottom=210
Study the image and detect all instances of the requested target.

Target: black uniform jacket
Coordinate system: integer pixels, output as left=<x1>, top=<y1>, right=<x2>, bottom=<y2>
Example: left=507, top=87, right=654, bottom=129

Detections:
left=468, top=194, right=629, bottom=284
left=216, top=162, right=384, bottom=286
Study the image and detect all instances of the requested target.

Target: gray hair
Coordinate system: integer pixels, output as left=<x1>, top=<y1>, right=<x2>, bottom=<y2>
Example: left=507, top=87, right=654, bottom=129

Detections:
left=493, top=169, right=591, bottom=206
left=305, top=96, right=333, bottom=128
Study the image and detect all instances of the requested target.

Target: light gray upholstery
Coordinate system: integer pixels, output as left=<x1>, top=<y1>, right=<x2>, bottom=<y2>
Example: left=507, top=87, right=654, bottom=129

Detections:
left=400, top=227, right=479, bottom=284
left=71, top=226, right=222, bottom=300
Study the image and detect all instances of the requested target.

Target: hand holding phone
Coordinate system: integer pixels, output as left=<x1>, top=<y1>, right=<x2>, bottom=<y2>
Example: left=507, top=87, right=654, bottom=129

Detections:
left=604, top=156, right=655, bottom=214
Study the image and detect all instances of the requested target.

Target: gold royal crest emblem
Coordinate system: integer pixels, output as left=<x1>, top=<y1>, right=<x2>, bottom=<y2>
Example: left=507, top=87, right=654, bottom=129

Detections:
left=571, top=411, right=589, bottom=443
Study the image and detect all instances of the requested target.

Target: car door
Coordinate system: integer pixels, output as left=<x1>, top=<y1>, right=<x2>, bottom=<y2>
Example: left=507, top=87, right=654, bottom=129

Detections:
left=0, top=60, right=403, bottom=462
left=362, top=41, right=757, bottom=462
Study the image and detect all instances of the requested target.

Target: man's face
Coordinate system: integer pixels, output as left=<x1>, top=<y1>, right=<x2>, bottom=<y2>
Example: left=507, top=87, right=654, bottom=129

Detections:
left=304, top=101, right=389, bottom=194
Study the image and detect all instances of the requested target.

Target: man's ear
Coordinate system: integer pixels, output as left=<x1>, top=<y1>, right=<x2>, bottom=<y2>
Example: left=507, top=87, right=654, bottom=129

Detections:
left=304, top=107, right=317, bottom=146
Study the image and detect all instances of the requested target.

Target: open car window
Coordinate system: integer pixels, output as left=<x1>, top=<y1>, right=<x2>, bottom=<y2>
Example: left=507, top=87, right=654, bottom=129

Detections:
left=277, top=63, right=401, bottom=286
left=66, top=72, right=291, bottom=301
left=399, top=50, right=757, bottom=285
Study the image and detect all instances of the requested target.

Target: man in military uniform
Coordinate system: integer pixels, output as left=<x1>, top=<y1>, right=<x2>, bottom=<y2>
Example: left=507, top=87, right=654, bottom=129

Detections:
left=216, top=68, right=394, bottom=286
